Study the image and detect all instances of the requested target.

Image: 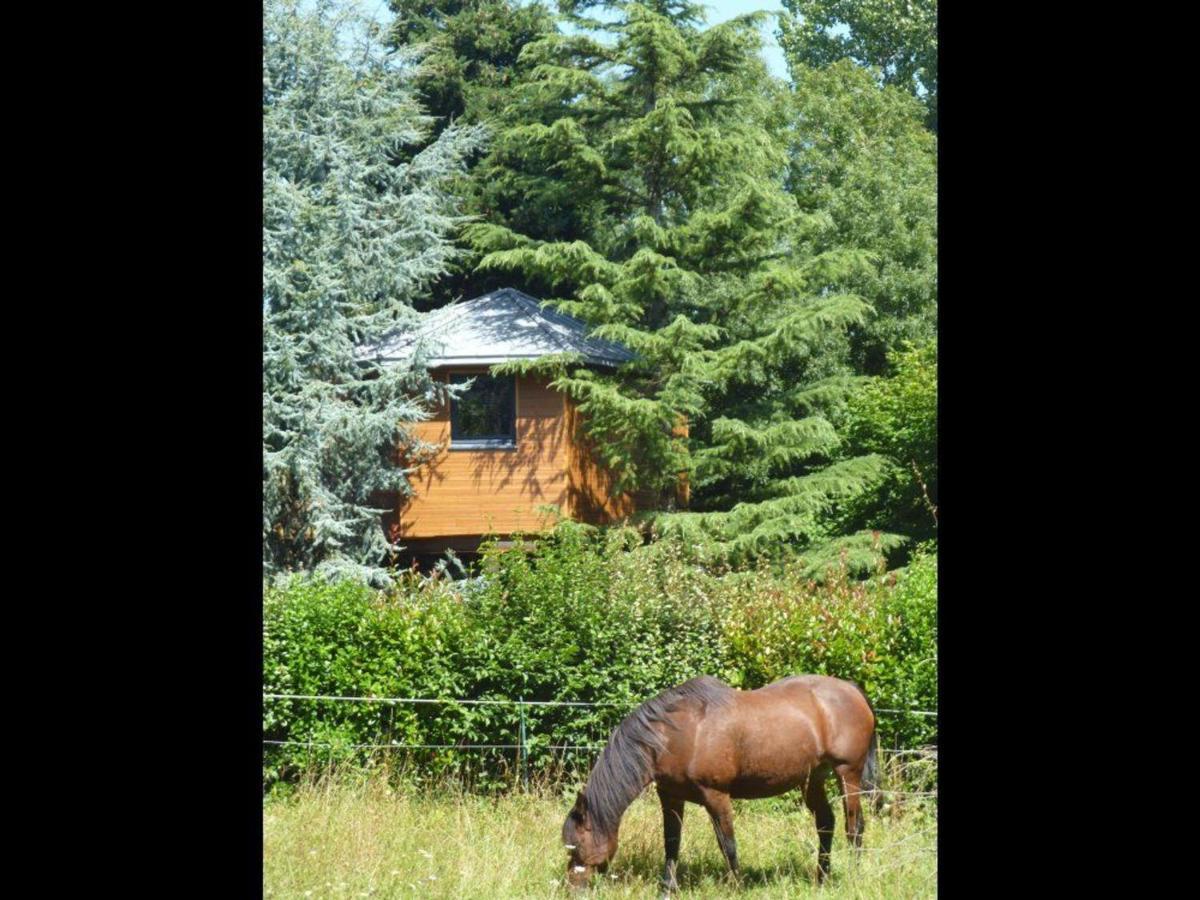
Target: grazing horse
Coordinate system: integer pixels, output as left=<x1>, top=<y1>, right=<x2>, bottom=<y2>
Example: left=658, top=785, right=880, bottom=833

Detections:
left=561, top=675, right=879, bottom=891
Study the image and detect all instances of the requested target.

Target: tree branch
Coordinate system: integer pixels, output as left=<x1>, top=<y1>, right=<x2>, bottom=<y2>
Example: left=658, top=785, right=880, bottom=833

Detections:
left=910, top=458, right=937, bottom=527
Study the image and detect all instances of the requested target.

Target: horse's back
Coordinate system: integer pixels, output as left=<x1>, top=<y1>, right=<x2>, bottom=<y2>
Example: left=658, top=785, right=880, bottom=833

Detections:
left=761, top=674, right=871, bottom=708
left=730, top=676, right=874, bottom=768
left=754, top=675, right=875, bottom=761
left=650, top=674, right=876, bottom=798
left=681, top=675, right=873, bottom=751
left=650, top=676, right=842, bottom=798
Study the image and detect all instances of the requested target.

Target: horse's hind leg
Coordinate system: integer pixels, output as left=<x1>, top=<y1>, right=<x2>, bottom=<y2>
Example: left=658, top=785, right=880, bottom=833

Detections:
left=657, top=788, right=685, bottom=893
left=699, top=788, right=740, bottom=880
left=835, top=763, right=865, bottom=850
left=804, top=770, right=835, bottom=884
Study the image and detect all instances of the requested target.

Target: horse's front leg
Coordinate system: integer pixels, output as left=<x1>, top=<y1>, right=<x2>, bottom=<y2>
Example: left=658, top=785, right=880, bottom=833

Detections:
left=657, top=788, right=685, bottom=894
left=699, top=788, right=740, bottom=881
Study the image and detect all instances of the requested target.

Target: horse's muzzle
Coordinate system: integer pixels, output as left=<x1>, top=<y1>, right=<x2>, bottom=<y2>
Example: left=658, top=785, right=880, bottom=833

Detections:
left=566, top=863, right=592, bottom=889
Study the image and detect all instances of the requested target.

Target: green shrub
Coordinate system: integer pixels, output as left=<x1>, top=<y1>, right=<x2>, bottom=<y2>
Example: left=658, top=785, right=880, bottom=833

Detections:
left=263, top=530, right=937, bottom=787
left=840, top=339, right=938, bottom=553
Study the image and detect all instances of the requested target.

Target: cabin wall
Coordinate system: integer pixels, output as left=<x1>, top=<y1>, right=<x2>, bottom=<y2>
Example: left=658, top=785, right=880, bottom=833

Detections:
left=674, top=415, right=690, bottom=509
left=394, top=372, right=571, bottom=540
left=565, top=401, right=637, bottom=526
left=567, top=410, right=691, bottom=521
left=392, top=372, right=670, bottom=543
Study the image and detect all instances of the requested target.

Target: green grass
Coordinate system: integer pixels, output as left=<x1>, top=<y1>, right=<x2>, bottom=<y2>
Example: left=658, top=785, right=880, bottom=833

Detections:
left=263, top=775, right=936, bottom=899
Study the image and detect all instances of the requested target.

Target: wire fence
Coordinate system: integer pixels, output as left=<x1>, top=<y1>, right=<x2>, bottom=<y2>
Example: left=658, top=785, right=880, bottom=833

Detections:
left=263, top=693, right=939, bottom=717
left=263, top=692, right=937, bottom=791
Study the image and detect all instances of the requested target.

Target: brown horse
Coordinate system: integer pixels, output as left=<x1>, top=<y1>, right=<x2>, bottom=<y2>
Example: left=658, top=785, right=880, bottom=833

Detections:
left=561, top=675, right=879, bottom=891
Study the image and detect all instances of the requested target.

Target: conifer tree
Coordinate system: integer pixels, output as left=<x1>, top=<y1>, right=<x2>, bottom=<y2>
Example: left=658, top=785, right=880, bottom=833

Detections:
left=383, top=1, right=558, bottom=307
left=387, top=0, right=556, bottom=131
left=466, top=0, right=902, bottom=569
left=263, top=0, right=485, bottom=583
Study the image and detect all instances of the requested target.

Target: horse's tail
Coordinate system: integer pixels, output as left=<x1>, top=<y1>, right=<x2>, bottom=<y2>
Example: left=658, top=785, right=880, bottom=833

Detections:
left=849, top=680, right=885, bottom=812
left=863, top=727, right=883, bottom=812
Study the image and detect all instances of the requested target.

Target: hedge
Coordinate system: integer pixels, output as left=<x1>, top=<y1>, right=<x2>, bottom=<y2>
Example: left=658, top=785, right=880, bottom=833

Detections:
left=263, top=527, right=936, bottom=789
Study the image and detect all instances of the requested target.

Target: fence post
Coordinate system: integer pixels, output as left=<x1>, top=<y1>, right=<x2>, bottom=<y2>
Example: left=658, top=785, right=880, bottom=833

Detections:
left=518, top=697, right=529, bottom=791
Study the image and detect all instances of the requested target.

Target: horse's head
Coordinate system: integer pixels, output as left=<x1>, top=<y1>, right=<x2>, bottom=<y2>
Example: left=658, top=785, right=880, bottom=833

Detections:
left=561, top=789, right=617, bottom=889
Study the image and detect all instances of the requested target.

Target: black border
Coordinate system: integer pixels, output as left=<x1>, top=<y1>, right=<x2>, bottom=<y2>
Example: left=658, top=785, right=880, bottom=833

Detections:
left=85, top=1, right=266, bottom=890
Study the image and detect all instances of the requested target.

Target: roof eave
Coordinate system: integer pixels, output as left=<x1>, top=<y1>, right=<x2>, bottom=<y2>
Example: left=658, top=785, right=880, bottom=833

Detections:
left=373, top=353, right=631, bottom=370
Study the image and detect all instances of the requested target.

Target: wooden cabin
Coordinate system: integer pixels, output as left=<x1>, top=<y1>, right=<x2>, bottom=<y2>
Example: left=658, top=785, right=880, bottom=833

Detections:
left=366, top=288, right=663, bottom=560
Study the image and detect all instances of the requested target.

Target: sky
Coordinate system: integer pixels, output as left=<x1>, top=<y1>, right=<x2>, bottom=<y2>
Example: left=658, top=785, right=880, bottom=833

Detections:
left=364, top=1, right=791, bottom=80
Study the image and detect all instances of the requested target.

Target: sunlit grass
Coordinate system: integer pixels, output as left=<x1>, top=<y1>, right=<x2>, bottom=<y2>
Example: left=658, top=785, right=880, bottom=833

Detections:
left=263, top=773, right=936, bottom=899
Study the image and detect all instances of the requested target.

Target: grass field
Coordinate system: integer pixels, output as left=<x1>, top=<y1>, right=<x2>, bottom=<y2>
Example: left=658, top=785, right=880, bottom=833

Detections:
left=263, top=775, right=936, bottom=899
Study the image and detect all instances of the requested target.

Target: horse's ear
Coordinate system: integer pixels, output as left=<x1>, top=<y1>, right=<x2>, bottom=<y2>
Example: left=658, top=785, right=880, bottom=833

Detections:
left=572, top=789, right=588, bottom=816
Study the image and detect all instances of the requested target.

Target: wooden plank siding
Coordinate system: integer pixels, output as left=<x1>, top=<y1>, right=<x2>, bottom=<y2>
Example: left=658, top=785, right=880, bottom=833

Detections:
left=388, top=367, right=696, bottom=542
left=394, top=371, right=572, bottom=539
left=565, top=400, right=637, bottom=525
left=390, top=371, right=679, bottom=543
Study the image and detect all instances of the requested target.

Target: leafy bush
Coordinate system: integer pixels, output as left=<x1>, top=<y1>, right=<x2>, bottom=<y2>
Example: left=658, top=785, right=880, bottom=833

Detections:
left=263, top=529, right=937, bottom=788
left=840, top=339, right=938, bottom=551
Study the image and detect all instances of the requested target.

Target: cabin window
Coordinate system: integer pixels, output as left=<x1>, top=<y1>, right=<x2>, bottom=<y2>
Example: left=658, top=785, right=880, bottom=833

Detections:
left=449, top=374, right=516, bottom=449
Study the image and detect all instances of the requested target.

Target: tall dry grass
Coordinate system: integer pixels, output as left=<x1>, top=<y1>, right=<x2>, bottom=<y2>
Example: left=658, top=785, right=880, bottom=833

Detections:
left=264, top=769, right=936, bottom=899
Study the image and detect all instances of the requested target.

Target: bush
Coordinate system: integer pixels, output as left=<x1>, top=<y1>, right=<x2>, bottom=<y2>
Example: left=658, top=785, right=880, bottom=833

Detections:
left=840, top=339, right=938, bottom=553
left=263, top=529, right=937, bottom=787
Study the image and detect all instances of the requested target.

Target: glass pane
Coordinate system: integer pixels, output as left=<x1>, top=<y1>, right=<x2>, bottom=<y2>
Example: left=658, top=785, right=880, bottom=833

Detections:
left=451, top=375, right=515, bottom=442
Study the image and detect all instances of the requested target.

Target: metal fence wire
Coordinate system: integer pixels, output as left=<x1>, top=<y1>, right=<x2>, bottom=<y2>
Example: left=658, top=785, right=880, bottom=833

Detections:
left=262, top=693, right=938, bottom=790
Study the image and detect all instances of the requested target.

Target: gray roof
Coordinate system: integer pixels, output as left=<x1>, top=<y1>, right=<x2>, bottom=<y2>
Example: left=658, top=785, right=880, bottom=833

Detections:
left=360, top=288, right=635, bottom=369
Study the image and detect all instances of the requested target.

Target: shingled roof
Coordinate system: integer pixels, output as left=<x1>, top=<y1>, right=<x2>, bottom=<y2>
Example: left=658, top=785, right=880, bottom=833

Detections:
left=362, top=288, right=635, bottom=369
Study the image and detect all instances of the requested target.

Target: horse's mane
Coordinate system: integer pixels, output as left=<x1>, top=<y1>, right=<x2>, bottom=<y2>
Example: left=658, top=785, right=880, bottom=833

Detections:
left=583, top=676, right=734, bottom=835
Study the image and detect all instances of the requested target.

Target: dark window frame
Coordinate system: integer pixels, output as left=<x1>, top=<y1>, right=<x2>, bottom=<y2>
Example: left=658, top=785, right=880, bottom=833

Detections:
left=448, top=372, right=517, bottom=450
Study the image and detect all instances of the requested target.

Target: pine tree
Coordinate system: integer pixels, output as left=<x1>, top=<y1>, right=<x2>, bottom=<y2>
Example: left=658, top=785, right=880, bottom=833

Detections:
left=465, top=1, right=903, bottom=570
left=263, top=0, right=486, bottom=584
left=387, top=0, right=556, bottom=130
left=385, top=1, right=558, bottom=307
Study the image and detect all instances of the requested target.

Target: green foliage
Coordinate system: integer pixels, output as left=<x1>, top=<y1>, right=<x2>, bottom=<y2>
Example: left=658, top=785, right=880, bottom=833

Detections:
left=262, top=0, right=935, bottom=603
left=263, top=530, right=937, bottom=787
left=782, top=60, right=937, bottom=374
left=262, top=0, right=486, bottom=584
left=778, top=0, right=938, bottom=130
left=650, top=456, right=903, bottom=571
left=388, top=1, right=557, bottom=130
left=446, top=1, right=906, bottom=565
left=382, top=0, right=559, bottom=309
left=722, top=548, right=937, bottom=745
left=847, top=341, right=936, bottom=475
left=872, top=544, right=937, bottom=738
left=840, top=339, right=937, bottom=546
